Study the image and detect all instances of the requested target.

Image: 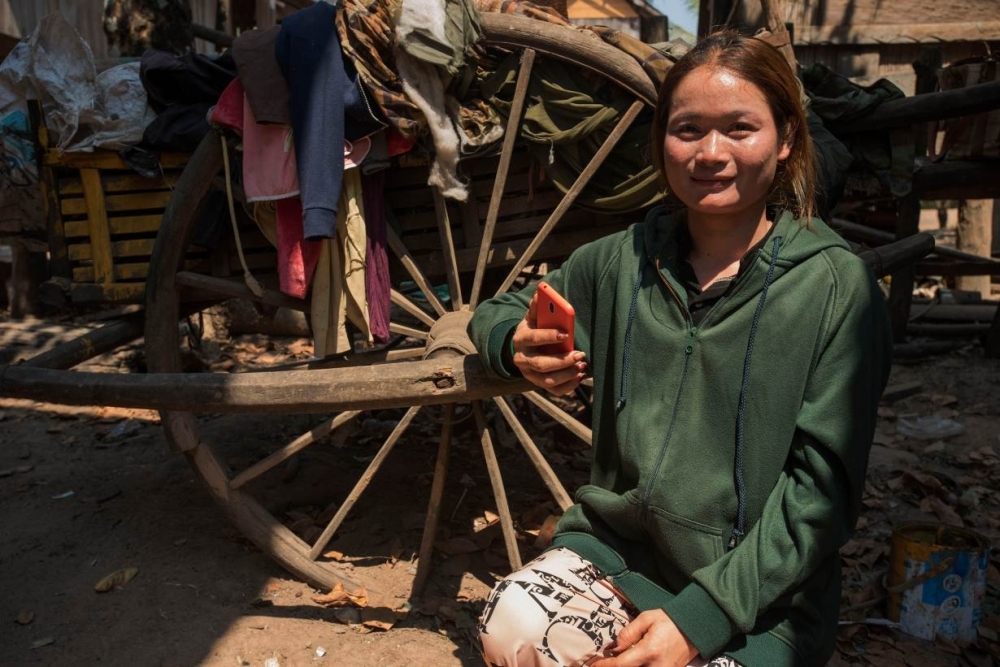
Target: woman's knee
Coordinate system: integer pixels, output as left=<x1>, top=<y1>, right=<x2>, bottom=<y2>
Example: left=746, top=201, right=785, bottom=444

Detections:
left=479, top=573, right=548, bottom=657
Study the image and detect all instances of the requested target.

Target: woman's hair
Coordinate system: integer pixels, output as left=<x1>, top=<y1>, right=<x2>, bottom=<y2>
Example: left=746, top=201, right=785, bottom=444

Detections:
left=650, top=30, right=817, bottom=221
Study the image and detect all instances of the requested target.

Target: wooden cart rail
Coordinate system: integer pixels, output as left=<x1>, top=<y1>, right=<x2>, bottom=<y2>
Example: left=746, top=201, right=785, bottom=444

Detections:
left=0, top=232, right=934, bottom=412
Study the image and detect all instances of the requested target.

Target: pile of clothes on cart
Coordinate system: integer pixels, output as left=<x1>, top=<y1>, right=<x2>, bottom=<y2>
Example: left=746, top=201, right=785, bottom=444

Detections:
left=137, top=0, right=683, bottom=359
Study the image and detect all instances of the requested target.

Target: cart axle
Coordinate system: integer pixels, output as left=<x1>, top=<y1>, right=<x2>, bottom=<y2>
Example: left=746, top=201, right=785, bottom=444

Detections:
left=0, top=355, right=531, bottom=414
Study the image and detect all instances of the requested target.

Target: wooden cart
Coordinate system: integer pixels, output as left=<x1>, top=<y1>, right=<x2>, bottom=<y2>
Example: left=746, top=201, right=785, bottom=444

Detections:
left=2, top=13, right=979, bottom=597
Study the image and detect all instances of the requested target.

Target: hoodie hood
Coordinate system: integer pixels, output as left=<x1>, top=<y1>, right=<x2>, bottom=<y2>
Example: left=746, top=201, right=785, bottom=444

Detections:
left=642, top=205, right=850, bottom=286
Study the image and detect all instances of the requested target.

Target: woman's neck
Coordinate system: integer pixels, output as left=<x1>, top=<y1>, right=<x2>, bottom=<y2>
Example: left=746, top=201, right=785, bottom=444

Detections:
left=685, top=203, right=772, bottom=289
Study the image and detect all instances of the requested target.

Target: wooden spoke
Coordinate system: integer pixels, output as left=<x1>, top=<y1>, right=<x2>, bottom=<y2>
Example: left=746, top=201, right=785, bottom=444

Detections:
left=191, top=438, right=361, bottom=590
left=493, top=396, right=573, bottom=511
left=229, top=411, right=361, bottom=490
left=433, top=189, right=464, bottom=310
left=523, top=391, right=593, bottom=447
left=308, top=406, right=423, bottom=560
left=176, top=271, right=308, bottom=312
left=386, top=225, right=448, bottom=317
left=469, top=48, right=537, bottom=310
left=494, top=100, right=645, bottom=297
left=473, top=401, right=522, bottom=572
left=391, top=288, right=436, bottom=328
left=389, top=322, right=429, bottom=340
left=411, top=403, right=455, bottom=597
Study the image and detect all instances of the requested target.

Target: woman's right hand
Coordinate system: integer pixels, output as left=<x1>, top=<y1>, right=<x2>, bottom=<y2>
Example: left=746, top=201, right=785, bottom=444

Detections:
left=512, top=292, right=587, bottom=396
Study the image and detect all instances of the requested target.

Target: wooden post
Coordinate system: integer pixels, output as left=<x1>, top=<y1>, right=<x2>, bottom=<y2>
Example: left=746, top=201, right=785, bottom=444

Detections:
left=758, top=0, right=797, bottom=72
left=6, top=245, right=42, bottom=317
left=986, top=302, right=1000, bottom=358
left=889, top=49, right=940, bottom=342
left=956, top=199, right=994, bottom=297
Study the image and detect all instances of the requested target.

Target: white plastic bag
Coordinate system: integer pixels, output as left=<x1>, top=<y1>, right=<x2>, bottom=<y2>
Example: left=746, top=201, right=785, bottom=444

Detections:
left=0, top=12, right=154, bottom=153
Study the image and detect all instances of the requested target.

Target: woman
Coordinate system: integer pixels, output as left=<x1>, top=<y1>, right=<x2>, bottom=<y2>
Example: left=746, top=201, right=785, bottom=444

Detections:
left=468, top=30, right=892, bottom=667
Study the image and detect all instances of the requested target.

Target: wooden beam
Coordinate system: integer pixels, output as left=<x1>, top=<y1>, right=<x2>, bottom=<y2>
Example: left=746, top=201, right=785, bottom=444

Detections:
left=19, top=314, right=144, bottom=371
left=908, top=322, right=991, bottom=337
left=175, top=271, right=308, bottom=311
left=908, top=303, right=997, bottom=323
left=831, top=217, right=1000, bottom=269
left=830, top=81, right=1000, bottom=135
left=985, top=299, right=1000, bottom=358
left=914, top=160, right=1000, bottom=201
left=795, top=22, right=1000, bottom=46
left=856, top=233, right=935, bottom=278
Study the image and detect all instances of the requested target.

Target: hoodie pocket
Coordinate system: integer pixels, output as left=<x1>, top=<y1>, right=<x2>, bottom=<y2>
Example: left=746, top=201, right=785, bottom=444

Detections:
left=576, top=486, right=645, bottom=541
left=645, top=506, right=725, bottom=583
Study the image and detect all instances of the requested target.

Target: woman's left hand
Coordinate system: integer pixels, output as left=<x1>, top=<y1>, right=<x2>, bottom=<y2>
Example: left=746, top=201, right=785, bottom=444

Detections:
left=590, top=609, right=699, bottom=667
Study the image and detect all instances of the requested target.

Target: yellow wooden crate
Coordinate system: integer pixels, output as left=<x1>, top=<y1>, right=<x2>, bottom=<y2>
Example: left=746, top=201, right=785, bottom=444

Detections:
left=35, top=114, right=200, bottom=304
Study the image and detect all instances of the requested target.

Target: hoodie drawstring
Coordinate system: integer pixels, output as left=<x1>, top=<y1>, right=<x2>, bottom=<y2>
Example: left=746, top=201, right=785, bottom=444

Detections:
left=616, top=261, right=647, bottom=410
left=729, top=235, right=783, bottom=550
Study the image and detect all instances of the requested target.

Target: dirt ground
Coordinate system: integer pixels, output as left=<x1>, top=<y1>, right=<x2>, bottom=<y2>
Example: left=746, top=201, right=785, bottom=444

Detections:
left=1, top=312, right=999, bottom=667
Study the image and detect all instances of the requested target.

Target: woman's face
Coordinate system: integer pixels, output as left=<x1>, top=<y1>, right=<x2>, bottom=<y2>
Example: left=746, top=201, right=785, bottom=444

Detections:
left=662, top=65, right=792, bottom=220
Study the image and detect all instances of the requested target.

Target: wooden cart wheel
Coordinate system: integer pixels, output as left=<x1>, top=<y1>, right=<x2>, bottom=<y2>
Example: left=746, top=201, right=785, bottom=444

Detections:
left=145, top=13, right=658, bottom=594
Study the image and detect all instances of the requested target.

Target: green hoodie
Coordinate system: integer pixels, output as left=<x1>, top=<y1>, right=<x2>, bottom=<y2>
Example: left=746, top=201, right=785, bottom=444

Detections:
left=468, top=206, right=892, bottom=666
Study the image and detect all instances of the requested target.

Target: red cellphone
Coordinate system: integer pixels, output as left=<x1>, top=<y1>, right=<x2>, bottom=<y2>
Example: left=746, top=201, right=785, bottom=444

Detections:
left=536, top=281, right=576, bottom=355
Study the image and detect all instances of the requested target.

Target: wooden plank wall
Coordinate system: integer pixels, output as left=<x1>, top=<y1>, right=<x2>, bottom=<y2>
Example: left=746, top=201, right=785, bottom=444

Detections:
left=796, top=42, right=1000, bottom=96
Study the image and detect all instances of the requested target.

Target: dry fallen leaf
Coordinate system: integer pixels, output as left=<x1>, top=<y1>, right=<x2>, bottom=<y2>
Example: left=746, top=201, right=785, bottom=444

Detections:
left=361, top=607, right=399, bottom=631
left=902, top=470, right=943, bottom=494
left=322, top=549, right=346, bottom=561
left=15, top=610, right=34, bottom=625
left=30, top=637, right=54, bottom=649
left=930, top=394, right=958, bottom=407
left=311, top=582, right=369, bottom=608
left=929, top=498, right=964, bottom=527
left=95, top=567, right=139, bottom=593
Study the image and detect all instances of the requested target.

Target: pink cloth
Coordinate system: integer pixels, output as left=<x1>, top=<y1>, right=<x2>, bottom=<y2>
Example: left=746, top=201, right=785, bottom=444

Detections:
left=243, top=100, right=299, bottom=202
left=210, top=80, right=361, bottom=301
left=208, top=79, right=244, bottom=132
left=275, top=198, right=321, bottom=300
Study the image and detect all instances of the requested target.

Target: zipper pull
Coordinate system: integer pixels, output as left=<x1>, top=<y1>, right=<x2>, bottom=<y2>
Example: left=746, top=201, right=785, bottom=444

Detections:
left=728, top=528, right=743, bottom=551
